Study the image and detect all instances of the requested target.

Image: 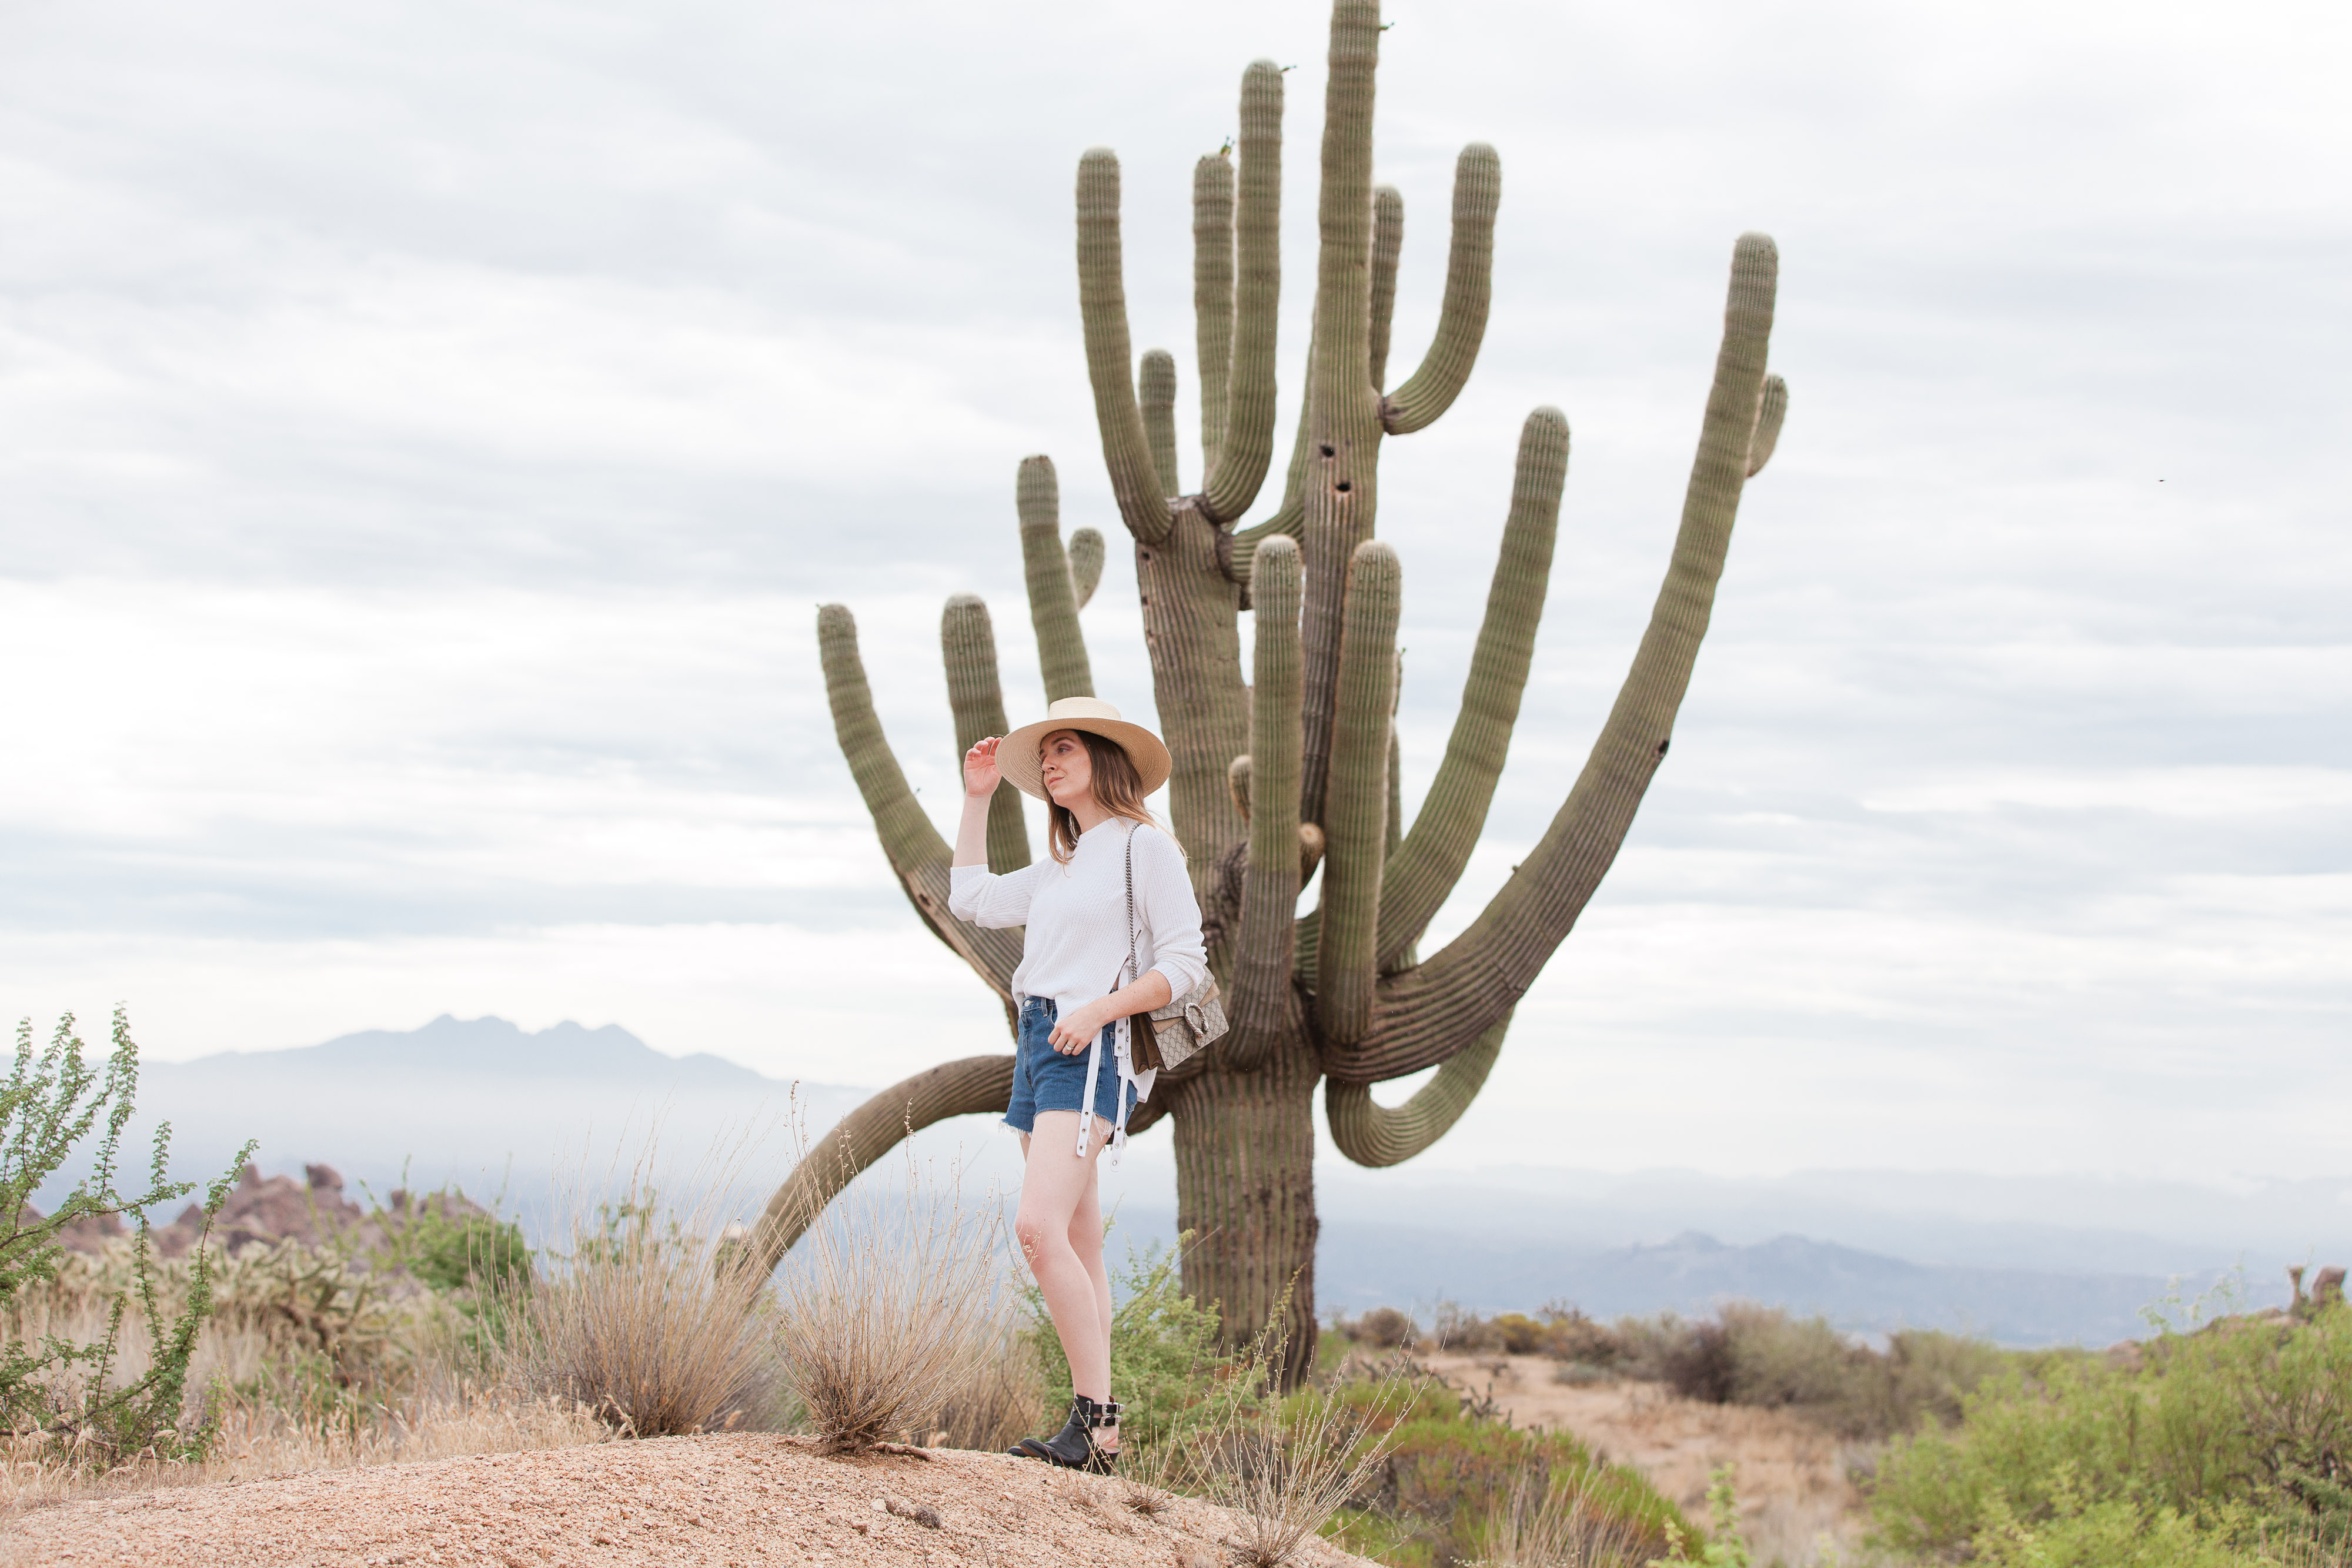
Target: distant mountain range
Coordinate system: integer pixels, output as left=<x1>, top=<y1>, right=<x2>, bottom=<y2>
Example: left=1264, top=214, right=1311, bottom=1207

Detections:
left=101, top=1014, right=866, bottom=1208
left=69, top=1014, right=2328, bottom=1348
left=1311, top=1221, right=2200, bottom=1347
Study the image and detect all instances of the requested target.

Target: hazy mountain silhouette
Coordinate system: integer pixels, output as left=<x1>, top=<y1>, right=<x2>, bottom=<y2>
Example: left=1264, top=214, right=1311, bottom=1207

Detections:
left=101, top=1015, right=858, bottom=1206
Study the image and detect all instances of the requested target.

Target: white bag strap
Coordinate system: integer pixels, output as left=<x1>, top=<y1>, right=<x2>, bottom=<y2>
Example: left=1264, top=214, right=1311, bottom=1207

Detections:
left=1077, top=826, right=1144, bottom=1161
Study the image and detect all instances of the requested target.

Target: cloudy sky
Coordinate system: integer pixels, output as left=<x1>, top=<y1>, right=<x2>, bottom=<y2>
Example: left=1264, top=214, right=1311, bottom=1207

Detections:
left=1, top=0, right=2345, bottom=1185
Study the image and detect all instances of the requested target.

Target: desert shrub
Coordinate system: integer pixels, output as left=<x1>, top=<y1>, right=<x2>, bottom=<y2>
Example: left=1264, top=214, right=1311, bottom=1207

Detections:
left=1324, top=1373, right=1695, bottom=1568
left=770, top=1155, right=1007, bottom=1454
left=1343, top=1305, right=1417, bottom=1349
left=923, top=1309, right=1043, bottom=1453
left=1472, top=1463, right=1659, bottom=1568
left=1, top=1010, right=250, bottom=1464
left=1869, top=1305, right=2352, bottom=1561
left=1025, top=1235, right=1225, bottom=1451
left=510, top=1190, right=779, bottom=1438
left=1605, top=1303, right=2009, bottom=1440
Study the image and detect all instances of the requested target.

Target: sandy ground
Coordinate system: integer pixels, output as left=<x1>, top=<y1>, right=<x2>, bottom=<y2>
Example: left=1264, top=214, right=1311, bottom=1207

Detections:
left=1421, top=1353, right=1864, bottom=1563
left=0, top=1434, right=1377, bottom=1568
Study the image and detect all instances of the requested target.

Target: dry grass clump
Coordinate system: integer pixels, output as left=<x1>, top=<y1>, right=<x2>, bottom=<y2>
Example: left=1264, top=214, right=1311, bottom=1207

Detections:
left=1472, top=1468, right=1649, bottom=1568
left=921, top=1308, right=1047, bottom=1453
left=1185, top=1323, right=1408, bottom=1568
left=505, top=1151, right=781, bottom=1439
left=2, top=1311, right=604, bottom=1520
left=770, top=1137, right=1014, bottom=1455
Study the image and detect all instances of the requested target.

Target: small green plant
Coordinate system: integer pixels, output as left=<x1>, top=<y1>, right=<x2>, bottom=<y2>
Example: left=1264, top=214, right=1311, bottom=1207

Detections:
left=1649, top=1466, right=1751, bottom=1567
left=1024, top=1232, right=1228, bottom=1453
left=0, top=1009, right=251, bottom=1463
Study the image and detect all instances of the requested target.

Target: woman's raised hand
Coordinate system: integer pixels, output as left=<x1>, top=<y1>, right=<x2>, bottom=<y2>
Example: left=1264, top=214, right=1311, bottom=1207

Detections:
left=964, top=736, right=1003, bottom=797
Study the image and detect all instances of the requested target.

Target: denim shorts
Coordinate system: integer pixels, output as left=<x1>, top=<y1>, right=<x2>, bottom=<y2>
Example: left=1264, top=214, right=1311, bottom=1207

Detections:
left=1005, top=998, right=1125, bottom=1134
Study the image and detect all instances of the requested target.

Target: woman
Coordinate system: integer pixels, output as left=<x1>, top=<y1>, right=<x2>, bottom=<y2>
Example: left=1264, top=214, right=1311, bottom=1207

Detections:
left=947, top=696, right=1208, bottom=1473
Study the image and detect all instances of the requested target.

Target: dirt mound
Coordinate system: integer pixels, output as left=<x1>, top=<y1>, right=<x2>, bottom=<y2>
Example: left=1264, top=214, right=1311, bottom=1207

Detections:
left=1, top=1433, right=1371, bottom=1568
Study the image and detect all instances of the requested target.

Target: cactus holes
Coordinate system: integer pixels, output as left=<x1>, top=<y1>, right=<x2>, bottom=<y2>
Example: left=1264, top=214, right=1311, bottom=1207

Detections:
left=1655, top=738, right=1671, bottom=757
left=1335, top=481, right=1352, bottom=492
left=1318, top=444, right=1335, bottom=457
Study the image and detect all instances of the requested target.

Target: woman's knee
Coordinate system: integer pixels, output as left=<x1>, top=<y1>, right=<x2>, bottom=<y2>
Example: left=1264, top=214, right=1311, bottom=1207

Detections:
left=1013, top=1208, right=1063, bottom=1261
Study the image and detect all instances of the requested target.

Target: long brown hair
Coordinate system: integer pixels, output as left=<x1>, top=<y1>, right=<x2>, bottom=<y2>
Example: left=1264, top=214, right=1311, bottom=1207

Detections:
left=1045, top=730, right=1158, bottom=864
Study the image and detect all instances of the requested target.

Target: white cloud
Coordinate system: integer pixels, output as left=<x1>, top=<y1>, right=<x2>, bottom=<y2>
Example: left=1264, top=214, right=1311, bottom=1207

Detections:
left=0, top=0, right=2346, bottom=1185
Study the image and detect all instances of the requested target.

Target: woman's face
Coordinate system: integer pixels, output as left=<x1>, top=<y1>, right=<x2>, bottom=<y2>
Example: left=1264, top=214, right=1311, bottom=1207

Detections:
left=1037, top=730, right=1094, bottom=807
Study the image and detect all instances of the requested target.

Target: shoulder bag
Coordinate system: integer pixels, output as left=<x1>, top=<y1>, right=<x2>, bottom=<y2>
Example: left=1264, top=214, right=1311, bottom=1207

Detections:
left=1118, top=824, right=1227, bottom=1074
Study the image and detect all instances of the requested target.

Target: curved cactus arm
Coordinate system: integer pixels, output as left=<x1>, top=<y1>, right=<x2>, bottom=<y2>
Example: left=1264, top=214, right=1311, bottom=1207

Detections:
left=1141, top=349, right=1181, bottom=497
left=1324, top=1012, right=1506, bottom=1162
left=1368, top=184, right=1403, bottom=390
left=1199, top=60, right=1285, bottom=526
left=819, top=604, right=1023, bottom=1000
left=1747, top=373, right=1788, bottom=477
left=1016, top=457, right=1097, bottom=703
left=941, top=594, right=1030, bottom=875
left=1226, top=536, right=1304, bottom=1072
left=1352, top=233, right=1779, bottom=1082
left=1077, top=148, right=1174, bottom=544
left=741, top=1055, right=1015, bottom=1276
left=1380, top=143, right=1501, bottom=437
left=1318, top=539, right=1402, bottom=1046
left=1067, top=527, right=1105, bottom=610
left=1374, top=406, right=1568, bottom=970
left=1194, top=153, right=1235, bottom=480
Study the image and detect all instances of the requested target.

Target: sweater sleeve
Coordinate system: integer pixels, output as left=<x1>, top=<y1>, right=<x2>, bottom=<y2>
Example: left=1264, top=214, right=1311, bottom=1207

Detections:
left=948, top=861, right=1037, bottom=928
left=1134, top=827, right=1210, bottom=1000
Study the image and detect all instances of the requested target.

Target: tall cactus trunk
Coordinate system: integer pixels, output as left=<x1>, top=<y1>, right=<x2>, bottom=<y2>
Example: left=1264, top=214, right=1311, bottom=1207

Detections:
left=1167, top=1035, right=1323, bottom=1381
left=769, top=0, right=1792, bottom=1389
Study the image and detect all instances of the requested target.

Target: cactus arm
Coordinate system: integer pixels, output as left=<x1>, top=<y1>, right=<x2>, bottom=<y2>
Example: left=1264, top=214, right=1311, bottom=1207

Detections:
left=1077, top=149, right=1174, bottom=544
left=1748, top=373, right=1788, bottom=476
left=1368, top=185, right=1402, bottom=389
left=1298, top=0, right=1387, bottom=827
left=741, top=1055, right=1016, bottom=1275
left=1379, top=143, right=1500, bottom=436
left=1374, top=407, right=1568, bottom=969
left=820, top=603, right=951, bottom=876
left=1338, top=234, right=1779, bottom=1085
left=1141, top=349, right=1181, bottom=497
left=941, top=594, right=1031, bottom=874
left=1199, top=61, right=1285, bottom=526
left=1317, top=540, right=1402, bottom=1045
left=819, top=607, right=1024, bottom=998
left=1194, top=153, right=1235, bottom=480
left=1325, top=1012, right=1506, bottom=1165
left=1015, top=457, right=1097, bottom=702
left=1222, top=351, right=1315, bottom=594
left=1068, top=527, right=1105, bottom=610
left=1226, top=537, right=1304, bottom=1071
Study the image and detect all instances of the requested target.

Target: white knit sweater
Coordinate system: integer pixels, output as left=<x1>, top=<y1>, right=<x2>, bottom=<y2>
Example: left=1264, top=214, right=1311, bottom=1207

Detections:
left=947, top=818, right=1209, bottom=1019
left=949, top=818, right=1209, bottom=1152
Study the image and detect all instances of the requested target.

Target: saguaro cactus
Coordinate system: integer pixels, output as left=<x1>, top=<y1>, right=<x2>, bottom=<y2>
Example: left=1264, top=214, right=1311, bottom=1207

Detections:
left=757, top=0, right=1790, bottom=1380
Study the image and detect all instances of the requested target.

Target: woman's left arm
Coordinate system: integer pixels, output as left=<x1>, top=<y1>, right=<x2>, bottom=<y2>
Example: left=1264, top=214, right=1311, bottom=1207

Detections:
left=1043, top=828, right=1207, bottom=1054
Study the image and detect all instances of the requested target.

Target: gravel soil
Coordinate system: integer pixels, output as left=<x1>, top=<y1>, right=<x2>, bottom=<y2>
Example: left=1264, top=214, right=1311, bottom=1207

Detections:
left=0, top=1434, right=1376, bottom=1568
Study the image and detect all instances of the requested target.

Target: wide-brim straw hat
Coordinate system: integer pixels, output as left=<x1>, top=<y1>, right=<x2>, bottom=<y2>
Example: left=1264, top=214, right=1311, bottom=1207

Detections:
left=998, top=697, right=1172, bottom=803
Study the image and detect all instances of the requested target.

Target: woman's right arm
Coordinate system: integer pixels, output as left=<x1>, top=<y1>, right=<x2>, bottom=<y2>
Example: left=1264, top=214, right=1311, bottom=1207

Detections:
left=951, top=737, right=1001, bottom=869
left=948, top=737, right=1035, bottom=927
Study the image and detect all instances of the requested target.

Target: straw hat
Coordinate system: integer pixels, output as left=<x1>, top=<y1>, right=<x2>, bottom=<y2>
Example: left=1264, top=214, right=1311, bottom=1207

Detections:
left=997, top=697, right=1172, bottom=802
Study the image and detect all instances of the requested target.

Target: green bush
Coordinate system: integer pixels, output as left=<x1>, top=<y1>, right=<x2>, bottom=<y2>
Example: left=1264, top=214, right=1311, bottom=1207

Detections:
left=1322, top=1372, right=1696, bottom=1567
left=1605, top=1303, right=2010, bottom=1440
left=1869, top=1306, right=2352, bottom=1561
left=1, top=1009, right=251, bottom=1462
left=1025, top=1236, right=1226, bottom=1450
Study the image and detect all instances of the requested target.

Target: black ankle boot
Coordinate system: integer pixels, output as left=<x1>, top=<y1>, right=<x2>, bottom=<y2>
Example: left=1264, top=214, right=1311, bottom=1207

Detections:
left=1010, top=1394, right=1120, bottom=1472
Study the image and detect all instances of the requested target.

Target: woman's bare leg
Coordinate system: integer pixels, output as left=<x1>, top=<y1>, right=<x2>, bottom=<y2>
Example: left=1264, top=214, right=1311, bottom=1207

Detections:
left=1065, top=1144, right=1118, bottom=1450
left=1015, top=1111, right=1117, bottom=1446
